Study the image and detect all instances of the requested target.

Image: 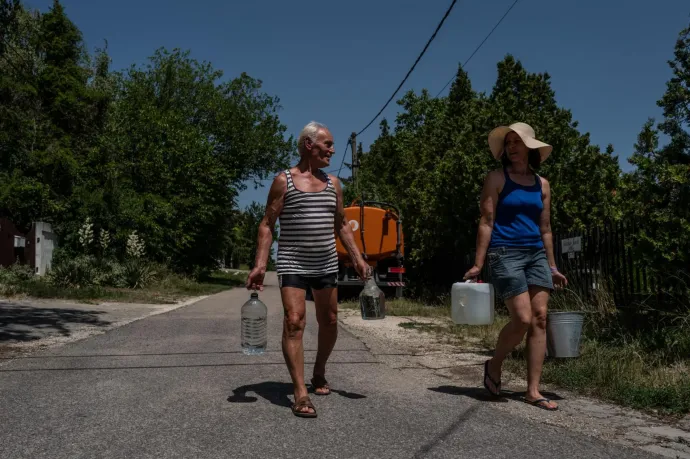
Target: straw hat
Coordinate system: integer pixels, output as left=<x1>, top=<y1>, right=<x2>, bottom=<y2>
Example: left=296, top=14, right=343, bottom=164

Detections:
left=488, top=122, right=552, bottom=162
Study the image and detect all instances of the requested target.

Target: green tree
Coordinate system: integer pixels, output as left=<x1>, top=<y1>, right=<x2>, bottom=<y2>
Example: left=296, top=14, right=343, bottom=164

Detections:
left=0, top=0, right=105, bottom=227
left=621, top=22, right=690, bottom=275
left=88, top=48, right=294, bottom=272
left=0, top=1, right=293, bottom=277
left=230, top=202, right=277, bottom=270
left=352, top=57, right=622, bottom=297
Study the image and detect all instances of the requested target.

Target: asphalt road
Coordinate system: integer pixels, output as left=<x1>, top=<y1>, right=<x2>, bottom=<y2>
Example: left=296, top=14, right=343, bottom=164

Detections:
left=0, top=273, right=658, bottom=459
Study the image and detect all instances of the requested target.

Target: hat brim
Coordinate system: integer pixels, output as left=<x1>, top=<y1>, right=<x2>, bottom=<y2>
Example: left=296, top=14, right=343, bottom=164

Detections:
left=488, top=126, right=553, bottom=162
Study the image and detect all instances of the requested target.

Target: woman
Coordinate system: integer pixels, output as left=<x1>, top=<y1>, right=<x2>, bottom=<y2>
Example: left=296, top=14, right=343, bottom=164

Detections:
left=464, top=122, right=567, bottom=411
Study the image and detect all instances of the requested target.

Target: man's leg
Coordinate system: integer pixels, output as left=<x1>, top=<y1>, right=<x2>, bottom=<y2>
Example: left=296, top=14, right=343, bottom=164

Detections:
left=280, top=282, right=312, bottom=414
left=311, top=279, right=338, bottom=395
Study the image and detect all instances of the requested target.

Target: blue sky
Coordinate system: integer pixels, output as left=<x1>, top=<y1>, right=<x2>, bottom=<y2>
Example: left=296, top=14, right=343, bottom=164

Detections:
left=28, top=0, right=690, bottom=210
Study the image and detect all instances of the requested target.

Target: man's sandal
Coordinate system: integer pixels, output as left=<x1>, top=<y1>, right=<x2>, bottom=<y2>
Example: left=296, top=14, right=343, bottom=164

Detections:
left=311, top=375, right=331, bottom=396
left=292, top=396, right=317, bottom=418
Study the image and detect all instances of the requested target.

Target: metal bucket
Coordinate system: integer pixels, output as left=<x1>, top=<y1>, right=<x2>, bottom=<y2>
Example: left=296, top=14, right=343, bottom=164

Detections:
left=546, top=312, right=584, bottom=358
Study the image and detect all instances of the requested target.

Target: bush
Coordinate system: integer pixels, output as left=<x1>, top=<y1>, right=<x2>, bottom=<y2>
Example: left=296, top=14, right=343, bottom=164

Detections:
left=46, top=255, right=99, bottom=289
left=92, top=258, right=126, bottom=288
left=0, top=263, right=34, bottom=296
left=0, top=263, right=35, bottom=284
left=45, top=255, right=164, bottom=290
left=120, top=259, right=160, bottom=289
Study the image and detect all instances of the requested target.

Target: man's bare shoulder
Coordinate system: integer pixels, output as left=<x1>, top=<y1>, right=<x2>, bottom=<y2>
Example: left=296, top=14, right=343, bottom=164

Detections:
left=271, top=171, right=288, bottom=186
left=266, top=171, right=288, bottom=198
left=326, top=172, right=342, bottom=190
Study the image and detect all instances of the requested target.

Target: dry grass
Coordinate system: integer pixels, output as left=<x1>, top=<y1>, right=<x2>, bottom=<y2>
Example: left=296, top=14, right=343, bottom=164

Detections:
left=342, top=292, right=690, bottom=416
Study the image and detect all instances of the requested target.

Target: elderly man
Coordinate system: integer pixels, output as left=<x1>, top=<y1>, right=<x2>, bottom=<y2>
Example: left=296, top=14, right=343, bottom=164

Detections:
left=246, top=121, right=369, bottom=418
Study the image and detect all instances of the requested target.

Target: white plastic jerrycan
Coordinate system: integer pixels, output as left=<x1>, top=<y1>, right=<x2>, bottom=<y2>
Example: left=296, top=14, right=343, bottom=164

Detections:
left=451, top=280, right=495, bottom=325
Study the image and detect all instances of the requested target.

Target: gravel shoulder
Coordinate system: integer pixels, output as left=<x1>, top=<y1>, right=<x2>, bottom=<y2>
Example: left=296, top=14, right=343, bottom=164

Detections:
left=338, top=308, right=690, bottom=459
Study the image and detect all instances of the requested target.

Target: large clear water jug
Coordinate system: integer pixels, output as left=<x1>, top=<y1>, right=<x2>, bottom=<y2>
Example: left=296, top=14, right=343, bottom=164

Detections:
left=451, top=280, right=495, bottom=325
left=359, top=277, right=386, bottom=320
left=241, top=292, right=267, bottom=355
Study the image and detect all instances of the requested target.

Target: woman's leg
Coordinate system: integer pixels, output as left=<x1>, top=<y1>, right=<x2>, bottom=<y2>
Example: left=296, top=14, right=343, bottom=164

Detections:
left=486, top=291, right=532, bottom=394
left=525, top=286, right=557, bottom=409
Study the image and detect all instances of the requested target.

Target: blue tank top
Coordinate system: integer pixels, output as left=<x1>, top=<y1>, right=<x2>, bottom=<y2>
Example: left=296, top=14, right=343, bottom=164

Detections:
left=489, top=168, right=544, bottom=249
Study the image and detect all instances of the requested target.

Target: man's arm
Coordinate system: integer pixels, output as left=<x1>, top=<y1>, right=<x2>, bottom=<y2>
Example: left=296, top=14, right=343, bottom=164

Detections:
left=330, top=175, right=366, bottom=266
left=252, top=173, right=287, bottom=273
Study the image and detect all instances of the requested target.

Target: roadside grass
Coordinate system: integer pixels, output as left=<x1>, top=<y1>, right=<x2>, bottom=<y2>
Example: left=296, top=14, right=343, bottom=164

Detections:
left=341, top=290, right=690, bottom=416
left=0, top=270, right=248, bottom=304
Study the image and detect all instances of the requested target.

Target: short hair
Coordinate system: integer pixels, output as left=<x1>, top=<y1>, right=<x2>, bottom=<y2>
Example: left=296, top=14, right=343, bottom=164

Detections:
left=501, top=148, right=542, bottom=170
left=297, top=121, right=328, bottom=155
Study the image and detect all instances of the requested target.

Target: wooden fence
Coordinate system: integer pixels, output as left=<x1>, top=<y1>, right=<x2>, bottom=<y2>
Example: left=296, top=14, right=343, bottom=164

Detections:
left=471, top=220, right=686, bottom=311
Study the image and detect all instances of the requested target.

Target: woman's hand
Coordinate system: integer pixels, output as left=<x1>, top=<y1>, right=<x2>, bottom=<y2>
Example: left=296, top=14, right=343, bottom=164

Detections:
left=552, top=269, right=568, bottom=289
left=463, top=265, right=482, bottom=281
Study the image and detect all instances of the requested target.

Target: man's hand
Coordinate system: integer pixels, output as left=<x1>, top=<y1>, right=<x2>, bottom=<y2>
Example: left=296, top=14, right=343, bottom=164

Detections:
left=246, top=267, right=266, bottom=291
left=355, top=260, right=371, bottom=281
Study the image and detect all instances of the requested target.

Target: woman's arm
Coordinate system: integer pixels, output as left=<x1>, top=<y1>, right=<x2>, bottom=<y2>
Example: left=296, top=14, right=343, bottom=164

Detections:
left=539, top=177, right=557, bottom=269
left=539, top=177, right=567, bottom=287
left=465, top=170, right=501, bottom=279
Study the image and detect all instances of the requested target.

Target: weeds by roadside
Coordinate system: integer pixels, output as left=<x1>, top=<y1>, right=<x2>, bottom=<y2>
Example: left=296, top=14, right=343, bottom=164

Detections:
left=0, top=264, right=247, bottom=304
left=341, top=291, right=690, bottom=416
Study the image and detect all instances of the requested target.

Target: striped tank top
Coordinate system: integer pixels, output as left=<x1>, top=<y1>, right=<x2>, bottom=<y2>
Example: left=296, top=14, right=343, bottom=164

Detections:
left=275, top=169, right=339, bottom=276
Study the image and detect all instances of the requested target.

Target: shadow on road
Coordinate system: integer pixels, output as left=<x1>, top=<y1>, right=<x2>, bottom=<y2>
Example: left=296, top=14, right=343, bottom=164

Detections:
left=228, top=381, right=367, bottom=408
left=429, top=385, right=564, bottom=403
left=228, top=382, right=294, bottom=407
left=0, top=303, right=111, bottom=343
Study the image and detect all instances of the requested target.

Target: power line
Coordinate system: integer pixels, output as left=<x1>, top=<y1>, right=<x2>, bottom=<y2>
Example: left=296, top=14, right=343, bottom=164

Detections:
left=354, top=0, right=459, bottom=137
left=435, top=0, right=519, bottom=98
left=335, top=138, right=351, bottom=178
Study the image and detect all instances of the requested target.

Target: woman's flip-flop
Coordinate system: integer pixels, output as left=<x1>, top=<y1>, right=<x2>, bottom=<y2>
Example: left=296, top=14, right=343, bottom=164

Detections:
left=483, top=360, right=501, bottom=397
left=521, top=397, right=558, bottom=411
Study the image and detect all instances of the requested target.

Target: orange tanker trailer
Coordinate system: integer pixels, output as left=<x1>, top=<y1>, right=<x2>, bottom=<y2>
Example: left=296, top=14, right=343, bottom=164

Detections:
left=335, top=199, right=406, bottom=298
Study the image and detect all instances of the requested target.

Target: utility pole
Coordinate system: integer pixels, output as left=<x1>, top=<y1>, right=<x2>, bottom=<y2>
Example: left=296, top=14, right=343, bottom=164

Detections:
left=350, top=132, right=358, bottom=193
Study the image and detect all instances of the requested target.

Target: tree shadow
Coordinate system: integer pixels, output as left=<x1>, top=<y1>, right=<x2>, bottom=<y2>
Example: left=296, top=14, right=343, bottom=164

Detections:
left=0, top=303, right=111, bottom=343
left=428, top=385, right=564, bottom=403
left=228, top=381, right=367, bottom=408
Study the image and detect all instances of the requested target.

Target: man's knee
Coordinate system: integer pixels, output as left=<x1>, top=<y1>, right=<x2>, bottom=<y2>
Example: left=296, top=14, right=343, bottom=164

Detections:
left=284, top=312, right=306, bottom=337
left=317, top=309, right=338, bottom=328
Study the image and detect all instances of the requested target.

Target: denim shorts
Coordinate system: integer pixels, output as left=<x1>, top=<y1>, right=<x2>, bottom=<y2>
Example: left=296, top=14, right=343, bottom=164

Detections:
left=487, top=247, right=554, bottom=300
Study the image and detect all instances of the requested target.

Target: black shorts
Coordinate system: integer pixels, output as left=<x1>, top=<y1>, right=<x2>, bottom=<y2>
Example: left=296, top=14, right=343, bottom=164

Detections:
left=278, top=273, right=338, bottom=291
